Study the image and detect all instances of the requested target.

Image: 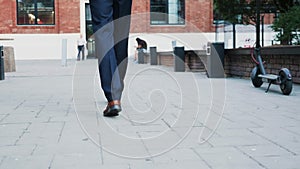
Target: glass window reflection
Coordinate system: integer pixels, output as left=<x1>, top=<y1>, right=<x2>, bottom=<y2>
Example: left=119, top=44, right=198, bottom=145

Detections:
left=17, top=0, right=55, bottom=25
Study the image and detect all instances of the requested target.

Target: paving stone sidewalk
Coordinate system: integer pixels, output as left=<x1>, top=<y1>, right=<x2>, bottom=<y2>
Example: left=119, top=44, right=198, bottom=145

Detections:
left=0, top=59, right=299, bottom=169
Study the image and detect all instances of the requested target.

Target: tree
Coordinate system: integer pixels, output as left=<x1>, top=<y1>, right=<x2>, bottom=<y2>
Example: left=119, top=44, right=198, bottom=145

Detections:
left=214, top=0, right=268, bottom=25
left=272, top=0, right=298, bottom=12
left=213, top=0, right=250, bottom=48
left=214, top=0, right=248, bottom=24
left=214, top=0, right=300, bottom=45
left=271, top=5, right=300, bottom=45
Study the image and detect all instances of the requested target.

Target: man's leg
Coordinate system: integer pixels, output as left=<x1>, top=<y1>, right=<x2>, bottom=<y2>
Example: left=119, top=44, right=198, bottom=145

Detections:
left=113, top=0, right=132, bottom=93
left=77, top=46, right=81, bottom=60
left=90, top=0, right=122, bottom=102
left=81, top=46, right=85, bottom=60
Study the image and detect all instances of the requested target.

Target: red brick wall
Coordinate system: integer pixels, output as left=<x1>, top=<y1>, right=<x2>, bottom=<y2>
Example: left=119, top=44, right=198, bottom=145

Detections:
left=57, top=0, right=80, bottom=33
left=225, top=47, right=300, bottom=84
left=0, top=0, right=15, bottom=33
left=0, top=0, right=80, bottom=34
left=1, top=0, right=214, bottom=34
left=141, top=51, right=205, bottom=72
left=131, top=0, right=214, bottom=33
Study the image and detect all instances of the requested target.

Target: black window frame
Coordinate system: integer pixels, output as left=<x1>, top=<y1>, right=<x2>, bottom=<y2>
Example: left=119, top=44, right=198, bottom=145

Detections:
left=17, top=0, right=55, bottom=25
left=150, top=0, right=185, bottom=25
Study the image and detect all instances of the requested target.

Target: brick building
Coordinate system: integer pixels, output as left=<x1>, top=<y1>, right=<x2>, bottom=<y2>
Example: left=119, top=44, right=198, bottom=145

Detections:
left=0, top=0, right=217, bottom=60
left=130, top=0, right=214, bottom=33
left=0, top=0, right=275, bottom=60
left=0, top=0, right=83, bottom=60
left=0, top=0, right=213, bottom=34
left=0, top=0, right=80, bottom=34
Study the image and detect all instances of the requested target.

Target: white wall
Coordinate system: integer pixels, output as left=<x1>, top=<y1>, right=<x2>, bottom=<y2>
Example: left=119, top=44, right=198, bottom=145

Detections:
left=220, top=24, right=278, bottom=49
left=128, top=33, right=215, bottom=57
left=0, top=33, right=215, bottom=60
left=0, top=0, right=89, bottom=60
left=0, top=34, right=80, bottom=60
left=1, top=29, right=277, bottom=60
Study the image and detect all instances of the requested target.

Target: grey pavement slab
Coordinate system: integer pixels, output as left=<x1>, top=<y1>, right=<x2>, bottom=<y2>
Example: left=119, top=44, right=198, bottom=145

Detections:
left=0, top=59, right=299, bottom=169
left=253, top=155, right=300, bottom=169
left=236, top=144, right=294, bottom=157
left=194, top=146, right=267, bottom=169
left=0, top=155, right=53, bottom=169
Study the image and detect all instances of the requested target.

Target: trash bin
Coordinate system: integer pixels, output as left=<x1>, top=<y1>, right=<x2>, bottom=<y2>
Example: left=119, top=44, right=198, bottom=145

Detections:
left=0, top=45, right=4, bottom=80
left=150, top=47, right=157, bottom=65
left=174, top=46, right=185, bottom=72
left=87, top=39, right=95, bottom=58
left=207, top=42, right=224, bottom=78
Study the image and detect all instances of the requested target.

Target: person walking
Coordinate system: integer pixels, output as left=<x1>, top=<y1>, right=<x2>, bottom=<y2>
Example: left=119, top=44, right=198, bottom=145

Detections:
left=90, top=0, right=132, bottom=117
left=77, top=34, right=86, bottom=61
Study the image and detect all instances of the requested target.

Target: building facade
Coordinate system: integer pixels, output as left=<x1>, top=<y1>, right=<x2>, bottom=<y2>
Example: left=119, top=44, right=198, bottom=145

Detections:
left=0, top=0, right=275, bottom=60
left=0, top=0, right=83, bottom=60
left=1, top=0, right=214, bottom=34
left=0, top=0, right=216, bottom=60
left=130, top=0, right=214, bottom=33
left=0, top=0, right=80, bottom=34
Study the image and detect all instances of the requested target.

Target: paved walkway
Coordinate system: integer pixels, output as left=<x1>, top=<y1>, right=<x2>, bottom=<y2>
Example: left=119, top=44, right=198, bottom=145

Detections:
left=0, top=59, right=299, bottom=169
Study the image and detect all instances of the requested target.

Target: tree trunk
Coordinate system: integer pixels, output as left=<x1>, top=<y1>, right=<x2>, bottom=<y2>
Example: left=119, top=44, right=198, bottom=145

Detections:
left=281, top=39, right=289, bottom=45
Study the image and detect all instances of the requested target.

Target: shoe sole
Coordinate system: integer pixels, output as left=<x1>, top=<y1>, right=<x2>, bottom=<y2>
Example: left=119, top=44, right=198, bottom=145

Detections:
left=103, top=109, right=121, bottom=117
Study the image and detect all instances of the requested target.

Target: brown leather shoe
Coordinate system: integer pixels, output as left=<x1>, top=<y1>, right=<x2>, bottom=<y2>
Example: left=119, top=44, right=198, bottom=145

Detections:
left=103, top=100, right=121, bottom=117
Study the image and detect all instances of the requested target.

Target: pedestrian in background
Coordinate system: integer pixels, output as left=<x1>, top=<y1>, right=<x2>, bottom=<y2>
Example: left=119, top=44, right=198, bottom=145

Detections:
left=77, top=34, right=86, bottom=61
left=134, top=37, right=147, bottom=62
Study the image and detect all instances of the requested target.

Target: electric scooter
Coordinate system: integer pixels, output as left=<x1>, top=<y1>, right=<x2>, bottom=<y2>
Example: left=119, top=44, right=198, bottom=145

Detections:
left=250, top=0, right=293, bottom=95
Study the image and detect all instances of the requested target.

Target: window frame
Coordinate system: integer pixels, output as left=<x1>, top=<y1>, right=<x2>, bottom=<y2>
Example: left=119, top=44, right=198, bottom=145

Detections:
left=16, top=0, right=55, bottom=26
left=150, top=0, right=185, bottom=25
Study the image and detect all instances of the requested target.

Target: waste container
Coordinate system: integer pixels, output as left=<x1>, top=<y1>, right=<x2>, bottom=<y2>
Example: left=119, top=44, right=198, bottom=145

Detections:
left=207, top=42, right=224, bottom=78
left=174, top=46, right=185, bottom=72
left=150, top=47, right=157, bottom=65
left=0, top=45, right=4, bottom=80
left=87, top=39, right=95, bottom=58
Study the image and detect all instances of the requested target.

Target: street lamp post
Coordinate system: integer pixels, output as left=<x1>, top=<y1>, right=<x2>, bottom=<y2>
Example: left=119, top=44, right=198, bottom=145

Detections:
left=256, top=0, right=261, bottom=49
left=261, top=15, right=264, bottom=47
left=255, top=0, right=266, bottom=75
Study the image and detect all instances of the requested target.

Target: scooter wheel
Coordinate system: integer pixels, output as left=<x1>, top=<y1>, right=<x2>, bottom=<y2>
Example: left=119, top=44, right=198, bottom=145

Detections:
left=279, top=68, right=293, bottom=95
left=251, top=67, right=263, bottom=88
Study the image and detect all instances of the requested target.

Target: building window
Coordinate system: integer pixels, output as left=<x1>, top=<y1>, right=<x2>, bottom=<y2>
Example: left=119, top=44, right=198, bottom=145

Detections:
left=85, top=4, right=93, bottom=39
left=17, top=0, right=55, bottom=25
left=150, top=0, right=185, bottom=25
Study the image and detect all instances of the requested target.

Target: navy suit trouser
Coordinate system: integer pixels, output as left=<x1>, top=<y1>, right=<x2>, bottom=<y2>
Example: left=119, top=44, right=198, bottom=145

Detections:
left=90, top=0, right=132, bottom=102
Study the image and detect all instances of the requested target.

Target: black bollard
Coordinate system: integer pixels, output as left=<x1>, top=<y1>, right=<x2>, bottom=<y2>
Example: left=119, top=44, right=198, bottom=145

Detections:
left=174, top=46, right=185, bottom=72
left=0, top=46, right=4, bottom=80
left=150, top=47, right=157, bottom=65
left=207, top=42, right=224, bottom=78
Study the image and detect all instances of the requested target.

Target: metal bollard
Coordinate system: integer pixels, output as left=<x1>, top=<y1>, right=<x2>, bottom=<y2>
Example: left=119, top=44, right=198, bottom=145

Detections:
left=150, top=47, right=157, bottom=65
left=0, top=46, right=4, bottom=80
left=207, top=42, right=224, bottom=78
left=174, top=46, right=185, bottom=72
left=61, top=39, right=67, bottom=66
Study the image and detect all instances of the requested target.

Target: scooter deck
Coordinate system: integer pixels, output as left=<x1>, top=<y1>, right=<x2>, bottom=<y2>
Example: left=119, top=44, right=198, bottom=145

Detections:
left=258, top=74, right=278, bottom=80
